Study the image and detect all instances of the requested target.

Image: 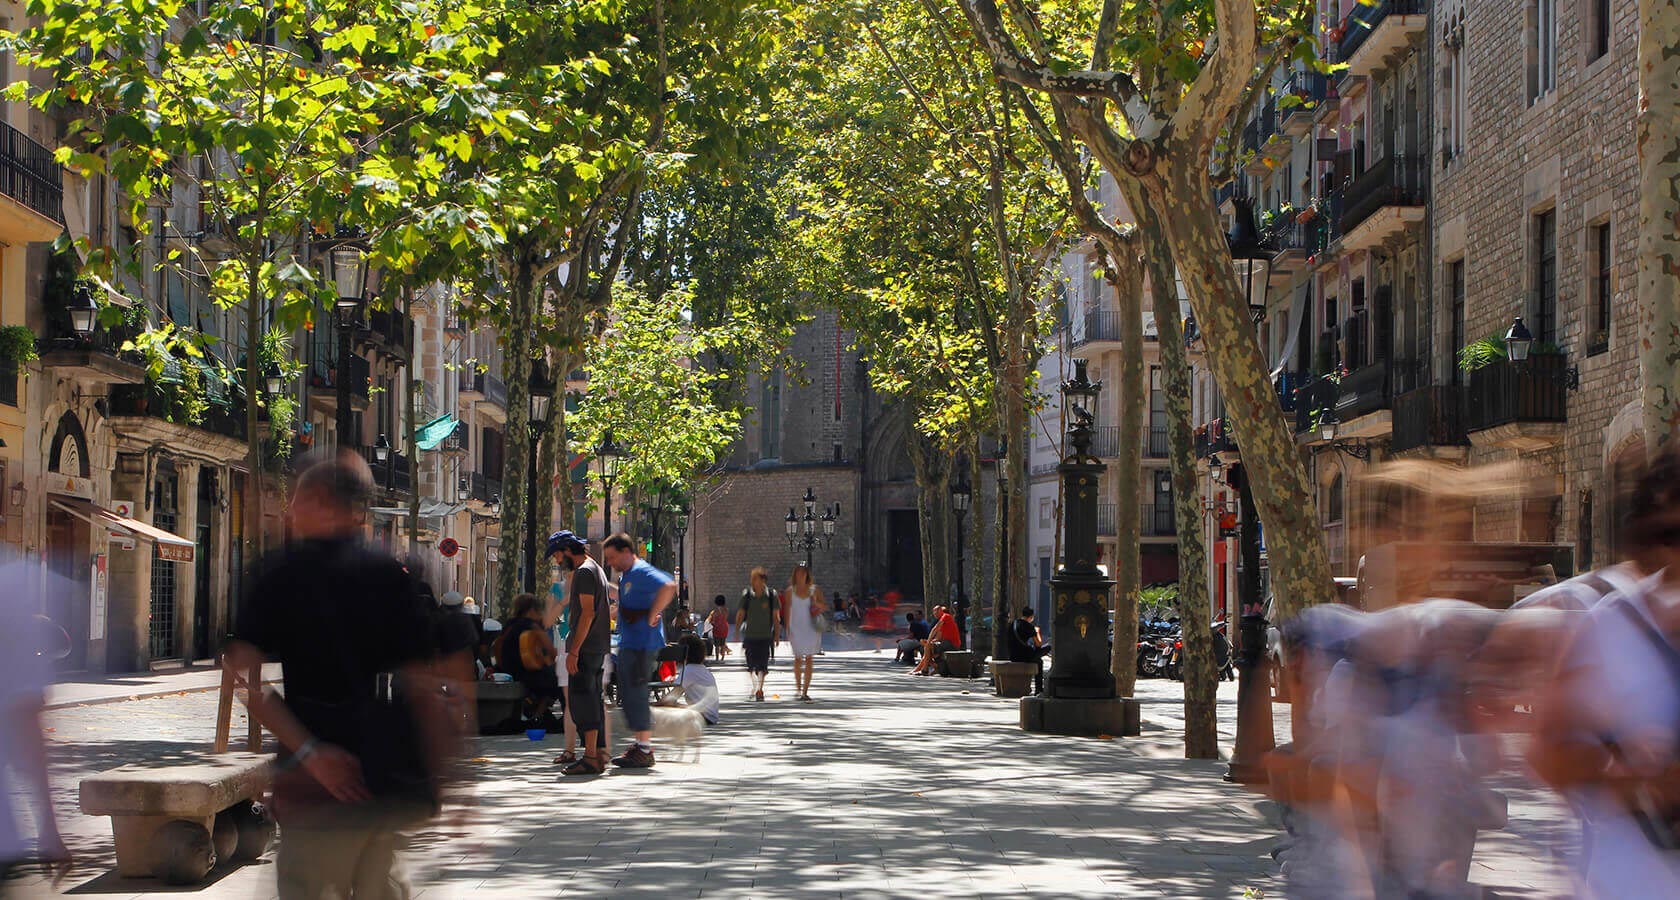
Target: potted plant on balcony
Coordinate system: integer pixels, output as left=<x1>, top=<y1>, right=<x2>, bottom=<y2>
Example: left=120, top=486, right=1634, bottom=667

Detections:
left=1296, top=199, right=1321, bottom=225
left=0, top=325, right=39, bottom=368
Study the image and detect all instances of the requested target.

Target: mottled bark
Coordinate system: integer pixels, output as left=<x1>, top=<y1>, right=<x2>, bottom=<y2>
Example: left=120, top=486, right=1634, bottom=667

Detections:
left=967, top=443, right=986, bottom=642
left=908, top=431, right=953, bottom=617
left=493, top=260, right=536, bottom=619
left=535, top=349, right=565, bottom=596
left=1640, top=0, right=1680, bottom=447
left=405, top=292, right=421, bottom=559
left=1135, top=214, right=1219, bottom=759
left=1145, top=168, right=1333, bottom=618
left=1104, top=250, right=1144, bottom=698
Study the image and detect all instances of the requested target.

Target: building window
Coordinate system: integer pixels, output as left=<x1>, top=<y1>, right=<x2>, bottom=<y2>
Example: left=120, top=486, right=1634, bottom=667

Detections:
left=759, top=370, right=782, bottom=460
left=1441, top=14, right=1466, bottom=164
left=1590, top=0, right=1611, bottom=61
left=1589, top=220, right=1613, bottom=354
left=1449, top=260, right=1466, bottom=385
left=1528, top=0, right=1557, bottom=104
left=1534, top=209, right=1558, bottom=345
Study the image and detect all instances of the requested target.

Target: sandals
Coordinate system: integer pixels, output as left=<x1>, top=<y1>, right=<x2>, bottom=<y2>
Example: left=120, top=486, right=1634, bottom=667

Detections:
left=561, top=757, right=605, bottom=776
left=553, top=751, right=579, bottom=766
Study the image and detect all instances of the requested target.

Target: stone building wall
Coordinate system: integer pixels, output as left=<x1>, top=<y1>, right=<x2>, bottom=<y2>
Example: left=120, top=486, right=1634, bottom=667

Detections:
left=1432, top=0, right=1641, bottom=567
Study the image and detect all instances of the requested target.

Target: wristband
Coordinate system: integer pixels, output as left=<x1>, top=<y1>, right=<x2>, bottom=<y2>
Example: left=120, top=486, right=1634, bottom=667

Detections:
left=293, top=738, right=320, bottom=763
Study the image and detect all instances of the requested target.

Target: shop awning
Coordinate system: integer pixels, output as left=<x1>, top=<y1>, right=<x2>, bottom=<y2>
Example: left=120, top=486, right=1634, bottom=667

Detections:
left=50, top=497, right=196, bottom=562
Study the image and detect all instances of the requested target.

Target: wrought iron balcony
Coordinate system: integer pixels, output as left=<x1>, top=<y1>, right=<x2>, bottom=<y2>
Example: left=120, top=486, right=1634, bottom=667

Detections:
left=1092, top=425, right=1119, bottom=458
left=1097, top=502, right=1117, bottom=537
left=1076, top=309, right=1126, bottom=347
left=459, top=370, right=508, bottom=408
left=1275, top=370, right=1310, bottom=414
left=356, top=445, right=413, bottom=494
left=1341, top=154, right=1427, bottom=240
left=1277, top=71, right=1329, bottom=134
left=1466, top=353, right=1569, bottom=433
left=1391, top=385, right=1468, bottom=453
left=1140, top=503, right=1177, bottom=537
left=1335, top=0, right=1426, bottom=68
left=467, top=470, right=503, bottom=504
left=362, top=308, right=411, bottom=361
left=1144, top=426, right=1169, bottom=458
left=0, top=120, right=64, bottom=223
left=308, top=328, right=371, bottom=400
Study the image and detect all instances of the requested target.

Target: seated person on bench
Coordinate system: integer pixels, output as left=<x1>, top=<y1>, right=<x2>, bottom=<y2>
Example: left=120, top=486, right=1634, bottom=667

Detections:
left=910, top=606, right=960, bottom=676
left=896, top=611, right=930, bottom=664
left=1007, top=606, right=1051, bottom=691
left=499, top=593, right=562, bottom=723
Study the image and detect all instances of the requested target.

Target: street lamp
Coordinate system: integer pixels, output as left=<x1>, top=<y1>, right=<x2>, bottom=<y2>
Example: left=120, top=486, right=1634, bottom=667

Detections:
left=595, top=430, right=626, bottom=538
left=1313, top=407, right=1373, bottom=461
left=373, top=433, right=391, bottom=463
left=1062, top=358, right=1102, bottom=436
left=67, top=284, right=98, bottom=337
left=951, top=469, right=973, bottom=640
left=673, top=503, right=690, bottom=586
left=1228, top=198, right=1272, bottom=323
left=524, top=360, right=556, bottom=591
left=1503, top=316, right=1534, bottom=363
left=787, top=486, right=840, bottom=576
left=992, top=439, right=1010, bottom=661
left=327, top=238, right=368, bottom=449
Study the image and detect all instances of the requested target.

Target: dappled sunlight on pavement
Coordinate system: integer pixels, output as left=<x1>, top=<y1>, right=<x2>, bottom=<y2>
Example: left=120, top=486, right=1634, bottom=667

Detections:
left=27, top=649, right=1574, bottom=897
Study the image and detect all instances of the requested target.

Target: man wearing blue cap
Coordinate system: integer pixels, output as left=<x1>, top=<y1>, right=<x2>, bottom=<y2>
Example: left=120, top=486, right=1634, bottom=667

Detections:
left=547, top=530, right=612, bottom=776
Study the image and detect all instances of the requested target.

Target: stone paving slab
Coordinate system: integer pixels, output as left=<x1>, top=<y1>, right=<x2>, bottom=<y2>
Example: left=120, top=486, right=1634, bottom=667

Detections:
left=12, top=648, right=1575, bottom=898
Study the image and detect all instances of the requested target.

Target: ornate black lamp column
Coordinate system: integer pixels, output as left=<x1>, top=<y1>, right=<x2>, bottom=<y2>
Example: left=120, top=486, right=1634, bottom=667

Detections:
left=1021, top=359, right=1140, bottom=737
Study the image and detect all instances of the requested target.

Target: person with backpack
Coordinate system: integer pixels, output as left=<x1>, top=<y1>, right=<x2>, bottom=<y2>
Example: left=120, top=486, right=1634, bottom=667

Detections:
left=736, top=567, right=781, bottom=701
left=708, top=595, right=732, bottom=659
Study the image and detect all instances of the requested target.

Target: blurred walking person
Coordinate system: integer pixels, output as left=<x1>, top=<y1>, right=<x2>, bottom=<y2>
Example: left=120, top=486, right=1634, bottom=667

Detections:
left=1532, top=445, right=1680, bottom=897
left=785, top=564, right=829, bottom=701
left=226, top=451, right=455, bottom=899
left=736, top=568, right=780, bottom=701
left=0, top=548, right=73, bottom=893
left=601, top=533, right=676, bottom=768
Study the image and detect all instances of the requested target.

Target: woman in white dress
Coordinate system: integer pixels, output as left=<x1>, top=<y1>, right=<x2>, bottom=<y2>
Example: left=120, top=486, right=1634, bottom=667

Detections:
left=784, top=564, right=829, bottom=702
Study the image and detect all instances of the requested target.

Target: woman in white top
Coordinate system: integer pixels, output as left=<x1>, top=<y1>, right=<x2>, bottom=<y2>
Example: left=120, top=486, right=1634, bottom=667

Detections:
left=784, top=564, right=829, bottom=702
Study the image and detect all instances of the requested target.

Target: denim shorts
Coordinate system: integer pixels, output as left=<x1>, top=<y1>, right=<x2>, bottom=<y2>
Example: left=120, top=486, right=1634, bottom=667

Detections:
left=616, top=647, right=658, bottom=733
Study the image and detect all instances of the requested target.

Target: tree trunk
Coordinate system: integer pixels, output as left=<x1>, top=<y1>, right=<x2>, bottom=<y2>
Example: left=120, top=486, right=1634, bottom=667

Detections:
left=242, top=250, right=264, bottom=591
left=540, top=352, right=570, bottom=596
left=999, top=345, right=1032, bottom=653
left=1640, top=0, right=1680, bottom=447
left=968, top=441, right=986, bottom=645
left=1145, top=170, right=1333, bottom=618
left=1106, top=253, right=1144, bottom=698
left=405, top=291, right=421, bottom=559
left=908, top=430, right=952, bottom=617
left=494, top=258, right=536, bottom=619
left=1136, top=216, right=1219, bottom=758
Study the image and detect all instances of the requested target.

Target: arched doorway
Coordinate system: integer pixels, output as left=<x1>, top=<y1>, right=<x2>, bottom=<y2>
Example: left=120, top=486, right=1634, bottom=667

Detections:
left=45, top=411, right=93, bottom=670
left=1607, top=436, right=1646, bottom=563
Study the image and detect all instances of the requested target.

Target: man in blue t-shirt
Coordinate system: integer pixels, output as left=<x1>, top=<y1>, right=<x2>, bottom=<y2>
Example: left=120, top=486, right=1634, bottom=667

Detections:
left=600, top=532, right=676, bottom=769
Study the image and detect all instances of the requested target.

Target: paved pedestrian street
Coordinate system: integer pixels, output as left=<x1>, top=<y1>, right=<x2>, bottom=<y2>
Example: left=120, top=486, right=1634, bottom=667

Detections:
left=21, top=649, right=1575, bottom=899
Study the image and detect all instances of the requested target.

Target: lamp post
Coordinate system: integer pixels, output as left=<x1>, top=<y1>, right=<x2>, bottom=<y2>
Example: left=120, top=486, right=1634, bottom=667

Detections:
left=328, top=240, right=368, bottom=449
left=1022, top=358, right=1135, bottom=737
left=595, top=430, right=625, bottom=539
left=374, top=432, right=392, bottom=491
left=523, top=360, right=555, bottom=592
left=951, top=468, right=972, bottom=642
left=673, top=503, right=690, bottom=588
left=786, top=486, right=839, bottom=579
left=1225, top=461, right=1274, bottom=784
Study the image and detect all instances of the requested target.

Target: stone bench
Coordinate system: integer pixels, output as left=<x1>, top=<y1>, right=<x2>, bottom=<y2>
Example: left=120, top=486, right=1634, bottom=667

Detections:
left=79, top=753, right=276, bottom=884
left=991, top=660, right=1039, bottom=698
left=938, top=650, right=982, bottom=678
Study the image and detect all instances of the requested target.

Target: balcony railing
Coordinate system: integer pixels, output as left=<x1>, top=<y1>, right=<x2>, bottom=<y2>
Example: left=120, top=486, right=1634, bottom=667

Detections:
left=1466, top=354, right=1569, bottom=432
left=363, top=308, right=412, bottom=360
left=1391, top=385, right=1468, bottom=453
left=1295, top=376, right=1339, bottom=433
left=1335, top=361, right=1393, bottom=422
left=468, top=471, right=503, bottom=503
left=356, top=446, right=413, bottom=494
left=1275, top=371, right=1310, bottom=413
left=1092, top=425, right=1119, bottom=458
left=308, top=328, right=371, bottom=400
left=1077, top=309, right=1125, bottom=346
left=1097, top=502, right=1117, bottom=537
left=1277, top=71, right=1329, bottom=129
left=107, top=356, right=247, bottom=441
left=1145, top=426, right=1169, bottom=458
left=1335, top=0, right=1426, bottom=64
left=1140, top=503, right=1177, bottom=537
left=1340, top=154, right=1427, bottom=235
left=459, top=370, right=508, bottom=408
left=0, top=120, right=63, bottom=222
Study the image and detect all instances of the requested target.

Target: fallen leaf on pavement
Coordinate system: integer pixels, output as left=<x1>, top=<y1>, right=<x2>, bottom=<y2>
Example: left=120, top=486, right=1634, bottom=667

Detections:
left=1097, top=734, right=1115, bottom=741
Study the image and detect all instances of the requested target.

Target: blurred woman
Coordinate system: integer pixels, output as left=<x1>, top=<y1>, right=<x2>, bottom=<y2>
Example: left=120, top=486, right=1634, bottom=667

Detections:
left=785, top=564, right=829, bottom=702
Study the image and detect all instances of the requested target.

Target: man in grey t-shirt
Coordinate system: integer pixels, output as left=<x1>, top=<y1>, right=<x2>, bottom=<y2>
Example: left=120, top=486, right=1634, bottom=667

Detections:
left=550, top=531, right=611, bottom=775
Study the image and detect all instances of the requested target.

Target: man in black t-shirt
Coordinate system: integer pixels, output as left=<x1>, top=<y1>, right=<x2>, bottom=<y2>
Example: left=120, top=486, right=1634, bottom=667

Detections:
left=225, top=452, right=452, bottom=898
left=549, top=530, right=611, bottom=776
